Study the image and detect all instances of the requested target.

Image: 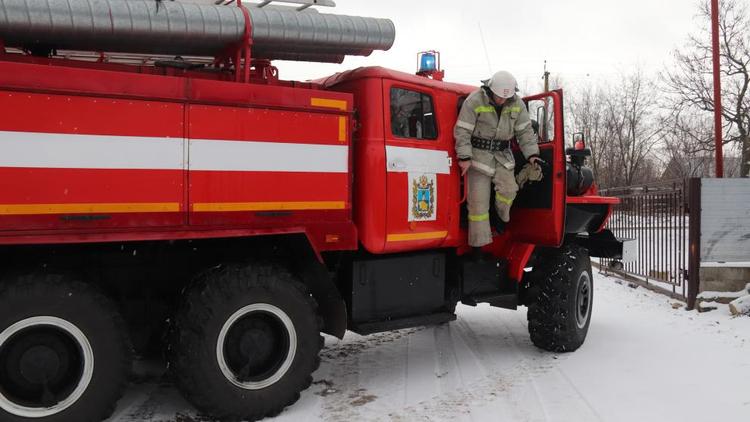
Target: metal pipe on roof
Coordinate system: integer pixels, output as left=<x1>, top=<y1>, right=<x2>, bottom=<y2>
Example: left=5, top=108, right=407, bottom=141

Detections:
left=0, top=0, right=395, bottom=62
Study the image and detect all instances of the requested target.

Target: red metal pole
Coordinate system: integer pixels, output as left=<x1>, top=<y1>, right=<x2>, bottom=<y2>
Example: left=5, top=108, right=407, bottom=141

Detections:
left=237, top=0, right=252, bottom=83
left=711, top=0, right=724, bottom=177
left=234, top=48, right=241, bottom=82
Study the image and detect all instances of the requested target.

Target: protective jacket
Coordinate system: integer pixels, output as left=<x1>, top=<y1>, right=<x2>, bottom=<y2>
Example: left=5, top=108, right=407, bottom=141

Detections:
left=454, top=88, right=539, bottom=175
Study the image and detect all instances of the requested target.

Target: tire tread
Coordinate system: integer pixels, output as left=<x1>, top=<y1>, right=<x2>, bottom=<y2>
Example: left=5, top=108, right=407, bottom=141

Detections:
left=169, top=262, right=323, bottom=421
left=526, top=244, right=591, bottom=353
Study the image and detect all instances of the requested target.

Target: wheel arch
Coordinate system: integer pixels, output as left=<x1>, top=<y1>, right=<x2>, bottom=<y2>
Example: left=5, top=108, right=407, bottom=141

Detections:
left=274, top=234, right=348, bottom=339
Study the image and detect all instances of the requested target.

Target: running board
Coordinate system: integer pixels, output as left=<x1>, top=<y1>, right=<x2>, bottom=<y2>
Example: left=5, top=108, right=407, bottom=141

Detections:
left=351, top=312, right=457, bottom=335
left=462, top=293, right=517, bottom=310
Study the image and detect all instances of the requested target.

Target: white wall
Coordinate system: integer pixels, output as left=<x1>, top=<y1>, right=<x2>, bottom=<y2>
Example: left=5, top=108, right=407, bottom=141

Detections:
left=700, top=179, right=750, bottom=263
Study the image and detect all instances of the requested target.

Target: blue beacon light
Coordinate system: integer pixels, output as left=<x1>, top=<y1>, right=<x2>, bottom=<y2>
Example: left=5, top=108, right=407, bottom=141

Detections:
left=419, top=52, right=437, bottom=73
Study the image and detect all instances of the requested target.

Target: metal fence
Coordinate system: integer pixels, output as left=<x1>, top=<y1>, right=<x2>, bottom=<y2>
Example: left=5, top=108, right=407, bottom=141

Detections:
left=599, top=179, right=692, bottom=302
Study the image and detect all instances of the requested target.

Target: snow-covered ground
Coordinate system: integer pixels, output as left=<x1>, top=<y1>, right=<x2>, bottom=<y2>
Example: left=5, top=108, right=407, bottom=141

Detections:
left=108, top=272, right=750, bottom=422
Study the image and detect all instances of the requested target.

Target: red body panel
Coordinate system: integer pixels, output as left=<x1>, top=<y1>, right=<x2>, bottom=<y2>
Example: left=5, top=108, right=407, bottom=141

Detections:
left=325, top=77, right=389, bottom=253
left=186, top=104, right=350, bottom=226
left=0, top=60, right=356, bottom=252
left=0, top=90, right=185, bottom=230
left=0, top=168, right=183, bottom=230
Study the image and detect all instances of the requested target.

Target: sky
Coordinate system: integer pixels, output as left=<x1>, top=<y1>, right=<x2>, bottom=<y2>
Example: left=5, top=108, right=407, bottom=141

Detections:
left=232, top=0, right=708, bottom=93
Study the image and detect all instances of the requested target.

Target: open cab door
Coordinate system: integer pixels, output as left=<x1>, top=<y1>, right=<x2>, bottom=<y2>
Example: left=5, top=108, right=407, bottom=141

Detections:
left=509, top=90, right=566, bottom=246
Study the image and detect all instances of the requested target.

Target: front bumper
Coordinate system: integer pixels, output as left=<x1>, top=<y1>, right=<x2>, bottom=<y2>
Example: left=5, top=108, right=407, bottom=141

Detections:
left=575, top=229, right=636, bottom=261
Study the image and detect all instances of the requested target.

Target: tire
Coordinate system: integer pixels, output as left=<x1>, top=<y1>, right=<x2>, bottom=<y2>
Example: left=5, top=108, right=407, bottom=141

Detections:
left=169, top=262, right=323, bottom=421
left=0, top=273, right=132, bottom=422
left=526, top=244, right=593, bottom=352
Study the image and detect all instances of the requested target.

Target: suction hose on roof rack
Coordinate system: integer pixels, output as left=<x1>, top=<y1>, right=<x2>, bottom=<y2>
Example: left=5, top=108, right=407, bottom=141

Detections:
left=0, top=0, right=395, bottom=63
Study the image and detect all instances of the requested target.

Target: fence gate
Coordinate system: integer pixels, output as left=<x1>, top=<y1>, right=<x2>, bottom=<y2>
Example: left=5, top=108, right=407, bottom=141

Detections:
left=599, top=180, right=692, bottom=304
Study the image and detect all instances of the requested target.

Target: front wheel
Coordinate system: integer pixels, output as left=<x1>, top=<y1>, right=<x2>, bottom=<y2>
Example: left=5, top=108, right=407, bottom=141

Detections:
left=169, top=263, right=323, bottom=421
left=526, top=244, right=593, bottom=352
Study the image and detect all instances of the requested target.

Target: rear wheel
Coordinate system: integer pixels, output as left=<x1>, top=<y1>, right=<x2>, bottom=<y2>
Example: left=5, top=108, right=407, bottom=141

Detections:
left=0, top=274, right=131, bottom=422
left=169, top=262, right=323, bottom=421
left=526, top=244, right=593, bottom=352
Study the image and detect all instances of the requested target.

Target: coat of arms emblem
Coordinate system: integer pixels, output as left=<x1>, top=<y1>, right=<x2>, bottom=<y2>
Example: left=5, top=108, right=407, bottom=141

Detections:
left=409, top=173, right=436, bottom=221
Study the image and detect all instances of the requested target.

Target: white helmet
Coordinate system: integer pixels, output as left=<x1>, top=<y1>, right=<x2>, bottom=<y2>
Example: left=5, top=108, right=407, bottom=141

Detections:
left=485, top=70, right=517, bottom=99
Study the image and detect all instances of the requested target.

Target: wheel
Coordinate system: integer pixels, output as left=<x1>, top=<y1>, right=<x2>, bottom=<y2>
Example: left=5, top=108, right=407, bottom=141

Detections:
left=526, top=244, right=593, bottom=352
left=169, top=262, right=323, bottom=421
left=0, top=273, right=132, bottom=422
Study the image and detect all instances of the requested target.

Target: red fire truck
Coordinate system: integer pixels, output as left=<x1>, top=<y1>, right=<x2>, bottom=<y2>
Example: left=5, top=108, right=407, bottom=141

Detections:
left=0, top=1, right=627, bottom=421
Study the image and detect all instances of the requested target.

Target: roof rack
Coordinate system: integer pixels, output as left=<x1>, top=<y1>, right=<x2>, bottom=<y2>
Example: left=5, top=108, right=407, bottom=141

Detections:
left=215, top=0, right=336, bottom=11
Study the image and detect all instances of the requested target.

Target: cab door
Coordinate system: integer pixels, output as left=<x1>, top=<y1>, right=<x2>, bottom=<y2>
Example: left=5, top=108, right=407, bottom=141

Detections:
left=510, top=90, right=567, bottom=246
left=382, top=81, right=455, bottom=252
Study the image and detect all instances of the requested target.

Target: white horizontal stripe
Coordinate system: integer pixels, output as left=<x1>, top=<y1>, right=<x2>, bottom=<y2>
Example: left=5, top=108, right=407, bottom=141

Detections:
left=0, top=131, right=348, bottom=173
left=456, top=120, right=475, bottom=131
left=471, top=160, right=496, bottom=176
left=189, top=139, right=348, bottom=173
left=386, top=145, right=451, bottom=175
left=0, top=131, right=184, bottom=170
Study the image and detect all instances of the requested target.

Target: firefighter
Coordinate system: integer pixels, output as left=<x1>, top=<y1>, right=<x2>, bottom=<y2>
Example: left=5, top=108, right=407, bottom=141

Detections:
left=454, top=70, right=541, bottom=248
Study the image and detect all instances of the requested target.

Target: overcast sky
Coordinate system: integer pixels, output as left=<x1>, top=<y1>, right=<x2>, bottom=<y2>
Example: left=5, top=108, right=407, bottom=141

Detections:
left=241, top=0, right=708, bottom=93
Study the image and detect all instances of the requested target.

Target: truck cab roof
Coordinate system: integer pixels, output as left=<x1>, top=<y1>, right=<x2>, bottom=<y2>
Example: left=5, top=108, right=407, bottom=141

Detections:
left=316, top=66, right=476, bottom=96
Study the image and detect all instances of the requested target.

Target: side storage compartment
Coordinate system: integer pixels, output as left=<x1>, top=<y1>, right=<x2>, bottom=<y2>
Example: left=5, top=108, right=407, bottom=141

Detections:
left=186, top=83, right=353, bottom=229
left=348, top=252, right=454, bottom=334
left=0, top=90, right=186, bottom=231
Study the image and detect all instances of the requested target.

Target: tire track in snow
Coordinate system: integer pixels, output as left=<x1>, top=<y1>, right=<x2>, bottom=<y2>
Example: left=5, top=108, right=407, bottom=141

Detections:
left=495, top=305, right=604, bottom=422
left=495, top=303, right=604, bottom=422
left=313, top=328, right=425, bottom=421
left=391, top=309, right=550, bottom=421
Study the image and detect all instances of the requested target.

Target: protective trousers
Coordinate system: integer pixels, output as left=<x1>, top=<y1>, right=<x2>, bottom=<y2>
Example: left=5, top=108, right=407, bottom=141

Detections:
left=467, top=166, right=518, bottom=247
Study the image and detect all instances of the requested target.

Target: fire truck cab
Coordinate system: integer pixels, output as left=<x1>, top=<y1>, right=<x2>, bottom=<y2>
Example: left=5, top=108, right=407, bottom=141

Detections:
left=322, top=66, right=569, bottom=254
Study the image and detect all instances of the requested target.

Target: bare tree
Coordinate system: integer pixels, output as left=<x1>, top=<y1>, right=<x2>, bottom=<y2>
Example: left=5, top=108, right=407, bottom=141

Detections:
left=567, top=85, right=610, bottom=184
left=662, top=0, right=750, bottom=177
left=567, top=71, right=661, bottom=188
left=603, top=71, right=661, bottom=186
left=659, top=112, right=715, bottom=178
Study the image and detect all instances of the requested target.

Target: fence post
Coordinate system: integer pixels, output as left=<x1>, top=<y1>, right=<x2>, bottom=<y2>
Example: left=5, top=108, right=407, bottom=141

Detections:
left=687, top=178, right=702, bottom=310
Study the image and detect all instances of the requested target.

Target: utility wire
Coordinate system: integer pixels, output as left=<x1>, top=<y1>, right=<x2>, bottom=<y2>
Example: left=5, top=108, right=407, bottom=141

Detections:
left=478, top=21, right=492, bottom=74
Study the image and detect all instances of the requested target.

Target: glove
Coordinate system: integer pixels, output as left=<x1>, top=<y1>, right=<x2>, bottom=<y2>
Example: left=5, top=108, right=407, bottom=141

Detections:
left=515, top=162, right=543, bottom=189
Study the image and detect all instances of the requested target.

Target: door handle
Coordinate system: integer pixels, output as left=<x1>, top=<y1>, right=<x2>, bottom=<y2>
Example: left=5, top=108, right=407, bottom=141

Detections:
left=388, top=161, right=407, bottom=170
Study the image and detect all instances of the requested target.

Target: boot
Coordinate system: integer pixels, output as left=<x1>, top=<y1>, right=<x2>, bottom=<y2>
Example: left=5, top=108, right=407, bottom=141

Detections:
left=470, top=247, right=487, bottom=262
left=495, top=219, right=507, bottom=235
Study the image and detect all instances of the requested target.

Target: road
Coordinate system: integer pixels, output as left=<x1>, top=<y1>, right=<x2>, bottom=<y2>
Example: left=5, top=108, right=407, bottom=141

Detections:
left=108, top=272, right=750, bottom=422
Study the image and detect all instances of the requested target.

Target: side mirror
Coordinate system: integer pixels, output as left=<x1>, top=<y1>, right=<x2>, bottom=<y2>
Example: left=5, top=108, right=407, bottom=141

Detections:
left=572, top=132, right=591, bottom=150
left=565, top=147, right=592, bottom=157
left=535, top=106, right=549, bottom=142
left=566, top=132, right=591, bottom=165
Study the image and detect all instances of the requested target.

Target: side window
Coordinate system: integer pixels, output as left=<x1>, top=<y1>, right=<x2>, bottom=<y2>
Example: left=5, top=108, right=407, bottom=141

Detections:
left=390, top=88, right=437, bottom=140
